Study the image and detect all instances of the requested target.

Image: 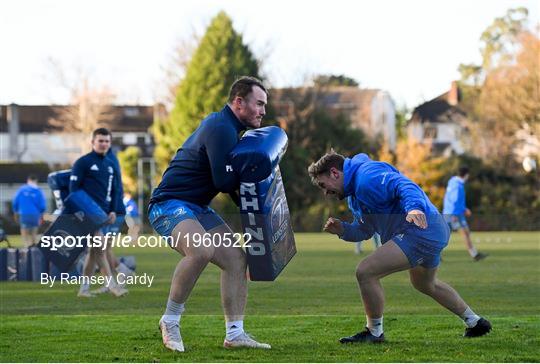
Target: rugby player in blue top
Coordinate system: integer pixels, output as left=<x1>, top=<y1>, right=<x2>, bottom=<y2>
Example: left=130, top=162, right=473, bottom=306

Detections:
left=308, top=150, right=491, bottom=343
left=12, top=174, right=46, bottom=247
left=443, top=166, right=488, bottom=261
left=123, top=192, right=141, bottom=241
left=149, top=77, right=271, bottom=352
left=91, top=149, right=135, bottom=296
left=70, top=128, right=128, bottom=298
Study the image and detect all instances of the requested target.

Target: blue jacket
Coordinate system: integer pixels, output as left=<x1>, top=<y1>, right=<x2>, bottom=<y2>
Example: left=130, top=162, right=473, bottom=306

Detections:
left=123, top=197, right=139, bottom=217
left=150, top=105, right=246, bottom=206
left=442, top=176, right=466, bottom=215
left=12, top=184, right=46, bottom=221
left=69, top=150, right=123, bottom=214
left=340, top=154, right=439, bottom=243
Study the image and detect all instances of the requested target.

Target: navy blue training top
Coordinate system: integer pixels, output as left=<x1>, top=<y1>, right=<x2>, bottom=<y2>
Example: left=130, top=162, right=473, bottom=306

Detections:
left=69, top=150, right=123, bottom=214
left=150, top=105, right=246, bottom=206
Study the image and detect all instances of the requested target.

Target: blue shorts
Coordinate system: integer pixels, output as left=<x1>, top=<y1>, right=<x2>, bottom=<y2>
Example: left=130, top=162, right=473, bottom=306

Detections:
left=100, top=215, right=125, bottom=235
left=148, top=199, right=225, bottom=237
left=19, top=214, right=40, bottom=229
left=392, top=214, right=450, bottom=268
left=20, top=221, right=39, bottom=229
left=444, top=214, right=469, bottom=231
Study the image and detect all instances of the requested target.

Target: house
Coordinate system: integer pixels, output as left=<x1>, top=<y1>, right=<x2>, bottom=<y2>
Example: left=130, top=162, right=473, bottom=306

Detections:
left=0, top=104, right=159, bottom=164
left=0, top=104, right=160, bottom=218
left=407, top=81, right=469, bottom=156
left=272, top=86, right=396, bottom=150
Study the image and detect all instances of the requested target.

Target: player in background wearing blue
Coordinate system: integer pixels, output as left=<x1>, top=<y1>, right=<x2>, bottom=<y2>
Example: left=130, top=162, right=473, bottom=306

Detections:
left=70, top=128, right=128, bottom=298
left=92, top=149, right=135, bottom=295
left=149, top=77, right=271, bottom=352
left=308, top=150, right=491, bottom=343
left=443, top=167, right=488, bottom=261
left=12, top=175, right=46, bottom=247
left=123, top=192, right=141, bottom=241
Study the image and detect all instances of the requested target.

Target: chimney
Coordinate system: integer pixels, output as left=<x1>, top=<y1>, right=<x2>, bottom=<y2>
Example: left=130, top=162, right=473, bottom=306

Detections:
left=7, top=103, right=20, bottom=162
left=448, top=81, right=460, bottom=106
left=153, top=102, right=167, bottom=122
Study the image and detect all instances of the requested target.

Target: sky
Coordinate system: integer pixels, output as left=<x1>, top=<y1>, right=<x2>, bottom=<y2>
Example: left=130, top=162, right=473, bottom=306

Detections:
left=0, top=0, right=538, bottom=108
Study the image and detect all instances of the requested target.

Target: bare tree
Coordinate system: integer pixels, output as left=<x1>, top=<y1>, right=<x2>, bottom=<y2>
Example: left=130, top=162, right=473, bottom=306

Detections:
left=473, top=31, right=539, bottom=169
left=158, top=29, right=200, bottom=109
left=157, top=27, right=276, bottom=109
left=46, top=58, right=117, bottom=161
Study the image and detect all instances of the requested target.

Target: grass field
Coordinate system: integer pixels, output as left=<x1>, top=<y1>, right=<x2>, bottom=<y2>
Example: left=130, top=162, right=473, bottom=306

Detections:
left=1, top=231, right=539, bottom=362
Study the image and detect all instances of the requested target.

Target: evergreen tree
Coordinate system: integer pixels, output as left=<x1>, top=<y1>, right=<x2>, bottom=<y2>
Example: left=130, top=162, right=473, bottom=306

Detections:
left=153, top=11, right=260, bottom=171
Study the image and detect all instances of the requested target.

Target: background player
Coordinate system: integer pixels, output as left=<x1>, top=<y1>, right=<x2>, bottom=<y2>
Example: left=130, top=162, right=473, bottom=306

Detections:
left=12, top=174, right=46, bottom=247
left=443, top=166, right=488, bottom=261
left=70, top=128, right=128, bottom=298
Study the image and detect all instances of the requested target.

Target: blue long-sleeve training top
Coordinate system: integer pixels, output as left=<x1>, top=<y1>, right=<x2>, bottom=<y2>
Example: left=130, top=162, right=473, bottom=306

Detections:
left=12, top=183, right=46, bottom=218
left=69, top=150, right=123, bottom=214
left=442, top=176, right=467, bottom=215
left=150, top=105, right=246, bottom=206
left=340, top=154, right=440, bottom=243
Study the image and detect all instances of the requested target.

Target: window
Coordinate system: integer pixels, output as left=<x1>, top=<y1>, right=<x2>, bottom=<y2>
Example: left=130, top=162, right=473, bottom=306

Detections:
left=423, top=125, right=437, bottom=139
left=122, top=133, right=137, bottom=145
left=124, top=107, right=139, bottom=117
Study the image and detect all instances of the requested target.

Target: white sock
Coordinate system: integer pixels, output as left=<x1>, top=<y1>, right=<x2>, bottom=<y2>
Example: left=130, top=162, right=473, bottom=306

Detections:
left=162, top=299, right=185, bottom=323
left=366, top=316, right=383, bottom=337
left=468, top=247, right=478, bottom=258
left=80, top=282, right=90, bottom=292
left=226, top=320, right=244, bottom=341
left=460, top=307, right=481, bottom=328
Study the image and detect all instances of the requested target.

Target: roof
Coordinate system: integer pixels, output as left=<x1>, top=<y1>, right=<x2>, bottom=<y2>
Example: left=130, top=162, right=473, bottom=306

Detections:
left=0, top=104, right=154, bottom=133
left=271, top=86, right=381, bottom=129
left=408, top=91, right=467, bottom=125
left=431, top=141, right=452, bottom=155
left=0, top=163, right=51, bottom=184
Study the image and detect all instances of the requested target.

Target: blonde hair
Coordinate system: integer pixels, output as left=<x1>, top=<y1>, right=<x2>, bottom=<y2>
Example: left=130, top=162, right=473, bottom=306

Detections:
left=307, top=149, right=345, bottom=185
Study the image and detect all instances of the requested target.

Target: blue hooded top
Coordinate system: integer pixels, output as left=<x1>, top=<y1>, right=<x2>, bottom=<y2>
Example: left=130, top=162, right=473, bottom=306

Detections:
left=12, top=183, right=46, bottom=223
left=340, top=154, right=440, bottom=243
left=442, top=176, right=466, bottom=215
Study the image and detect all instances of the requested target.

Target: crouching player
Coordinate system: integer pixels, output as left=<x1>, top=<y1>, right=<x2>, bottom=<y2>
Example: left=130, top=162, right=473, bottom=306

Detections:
left=308, top=150, right=492, bottom=343
left=149, top=77, right=271, bottom=352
